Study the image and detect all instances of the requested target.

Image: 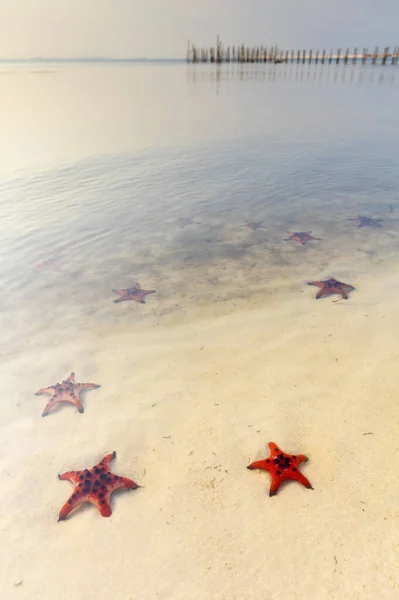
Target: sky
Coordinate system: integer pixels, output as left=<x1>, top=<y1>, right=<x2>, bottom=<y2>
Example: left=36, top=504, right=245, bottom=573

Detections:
left=0, top=0, right=398, bottom=59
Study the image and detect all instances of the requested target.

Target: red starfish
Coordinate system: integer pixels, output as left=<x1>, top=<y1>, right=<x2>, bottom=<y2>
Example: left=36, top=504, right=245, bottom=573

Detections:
left=35, top=372, right=100, bottom=417
left=348, top=216, right=383, bottom=228
left=284, top=231, right=321, bottom=245
left=175, top=217, right=201, bottom=228
left=247, top=442, right=313, bottom=496
left=58, top=451, right=139, bottom=521
left=112, top=283, right=156, bottom=304
left=241, top=220, right=267, bottom=230
left=307, top=277, right=355, bottom=300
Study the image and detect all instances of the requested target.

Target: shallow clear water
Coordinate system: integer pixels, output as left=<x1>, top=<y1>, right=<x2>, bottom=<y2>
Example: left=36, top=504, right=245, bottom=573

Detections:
left=1, top=63, right=399, bottom=600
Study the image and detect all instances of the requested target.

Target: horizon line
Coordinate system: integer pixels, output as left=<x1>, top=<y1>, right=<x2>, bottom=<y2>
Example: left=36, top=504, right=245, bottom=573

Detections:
left=0, top=56, right=184, bottom=63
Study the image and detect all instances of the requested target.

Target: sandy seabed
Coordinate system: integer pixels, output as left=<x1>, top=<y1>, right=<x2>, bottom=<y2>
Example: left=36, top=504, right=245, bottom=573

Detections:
left=1, top=258, right=399, bottom=600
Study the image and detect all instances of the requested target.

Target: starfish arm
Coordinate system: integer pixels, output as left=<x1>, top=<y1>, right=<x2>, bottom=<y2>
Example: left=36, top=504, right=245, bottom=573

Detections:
left=287, top=470, right=313, bottom=490
left=96, top=451, right=117, bottom=470
left=78, top=382, right=100, bottom=391
left=247, top=459, right=270, bottom=471
left=112, top=289, right=124, bottom=295
left=269, top=476, right=283, bottom=496
left=113, top=296, right=126, bottom=303
left=114, top=476, right=140, bottom=490
left=143, top=290, right=156, bottom=296
left=307, top=281, right=324, bottom=288
left=315, top=289, right=328, bottom=299
left=58, top=470, right=80, bottom=483
left=42, top=398, right=66, bottom=417
left=58, top=492, right=91, bottom=521
left=70, top=396, right=84, bottom=413
left=35, top=386, right=54, bottom=396
left=295, top=454, right=309, bottom=465
left=95, top=496, right=112, bottom=518
left=66, top=373, right=75, bottom=383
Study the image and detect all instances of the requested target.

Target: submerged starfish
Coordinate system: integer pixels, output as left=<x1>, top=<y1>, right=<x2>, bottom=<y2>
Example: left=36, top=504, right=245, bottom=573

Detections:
left=241, top=220, right=267, bottom=231
left=247, top=442, right=313, bottom=497
left=112, top=283, right=156, bottom=304
left=284, top=231, right=321, bottom=245
left=307, top=277, right=355, bottom=300
left=58, top=451, right=139, bottom=521
left=35, top=372, right=100, bottom=417
left=175, top=217, right=201, bottom=228
left=348, top=216, right=383, bottom=228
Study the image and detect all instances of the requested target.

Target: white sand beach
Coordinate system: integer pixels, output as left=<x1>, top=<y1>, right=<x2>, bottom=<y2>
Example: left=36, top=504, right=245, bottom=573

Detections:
left=1, top=258, right=399, bottom=600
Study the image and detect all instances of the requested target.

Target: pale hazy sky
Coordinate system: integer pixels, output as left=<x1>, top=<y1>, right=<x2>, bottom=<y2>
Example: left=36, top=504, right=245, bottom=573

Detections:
left=0, top=0, right=398, bottom=59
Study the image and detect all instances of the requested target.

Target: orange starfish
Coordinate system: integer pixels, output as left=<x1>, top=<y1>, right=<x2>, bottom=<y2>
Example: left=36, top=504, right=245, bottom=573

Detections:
left=241, top=220, right=267, bottom=230
left=112, top=283, right=156, bottom=304
left=58, top=452, right=139, bottom=521
left=348, top=216, right=383, bottom=228
left=175, top=217, right=201, bottom=228
left=307, top=277, right=355, bottom=299
left=35, top=372, right=100, bottom=417
left=284, top=231, right=321, bottom=245
left=247, top=442, right=313, bottom=496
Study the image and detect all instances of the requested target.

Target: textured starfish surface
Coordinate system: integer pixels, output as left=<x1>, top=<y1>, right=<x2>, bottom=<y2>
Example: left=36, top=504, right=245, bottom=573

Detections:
left=35, top=372, right=100, bottom=417
left=112, top=283, right=156, bottom=304
left=175, top=217, right=201, bottom=228
left=348, top=216, right=383, bottom=228
left=247, top=442, right=313, bottom=496
left=307, top=277, right=355, bottom=300
left=241, top=220, right=267, bottom=231
left=58, top=451, right=139, bottom=521
left=284, top=231, right=321, bottom=245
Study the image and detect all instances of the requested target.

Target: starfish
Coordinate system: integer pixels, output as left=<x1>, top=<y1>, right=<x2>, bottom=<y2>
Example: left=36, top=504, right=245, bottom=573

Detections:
left=175, top=217, right=201, bottom=228
left=58, top=451, right=139, bottom=521
left=112, top=283, right=156, bottom=304
left=348, top=216, right=383, bottom=228
left=247, top=442, right=313, bottom=496
left=35, top=372, right=100, bottom=417
left=241, top=220, right=267, bottom=231
left=307, top=277, right=355, bottom=300
left=284, top=231, right=321, bottom=245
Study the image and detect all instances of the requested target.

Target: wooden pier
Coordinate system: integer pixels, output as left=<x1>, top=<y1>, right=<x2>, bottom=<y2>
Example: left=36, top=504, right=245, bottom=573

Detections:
left=187, top=39, right=399, bottom=66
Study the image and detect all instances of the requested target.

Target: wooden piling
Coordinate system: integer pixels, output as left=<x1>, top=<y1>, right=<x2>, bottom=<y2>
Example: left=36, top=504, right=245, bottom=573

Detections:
left=382, top=46, right=389, bottom=65
left=187, top=39, right=399, bottom=66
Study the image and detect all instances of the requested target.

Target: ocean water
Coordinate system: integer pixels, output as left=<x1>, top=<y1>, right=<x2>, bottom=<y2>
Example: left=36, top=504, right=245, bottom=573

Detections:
left=1, top=62, right=399, bottom=600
